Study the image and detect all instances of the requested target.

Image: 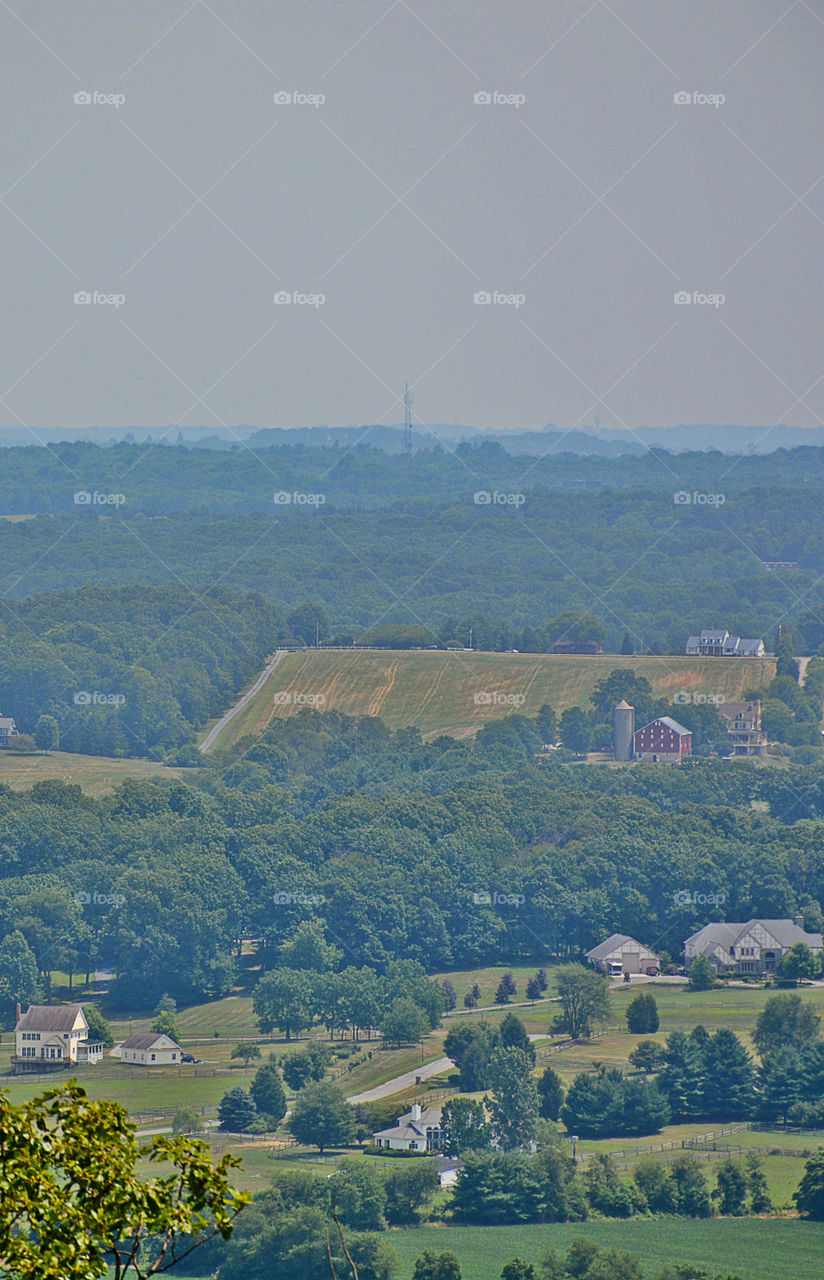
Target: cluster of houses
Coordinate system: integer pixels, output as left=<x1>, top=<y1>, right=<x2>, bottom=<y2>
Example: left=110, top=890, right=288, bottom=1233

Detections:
left=587, top=915, right=823, bottom=979
left=613, top=698, right=766, bottom=763
left=11, top=1003, right=183, bottom=1075
left=685, top=629, right=765, bottom=658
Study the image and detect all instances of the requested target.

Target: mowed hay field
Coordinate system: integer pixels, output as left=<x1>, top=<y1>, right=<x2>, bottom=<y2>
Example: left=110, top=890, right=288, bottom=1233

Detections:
left=0, top=750, right=189, bottom=796
left=206, top=651, right=776, bottom=747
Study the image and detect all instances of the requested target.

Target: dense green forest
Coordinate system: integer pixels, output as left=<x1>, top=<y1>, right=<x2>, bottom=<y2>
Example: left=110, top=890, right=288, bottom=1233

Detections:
left=0, top=587, right=278, bottom=758
left=3, top=708, right=824, bottom=1013
left=2, top=443, right=824, bottom=671
left=6, top=438, right=824, bottom=515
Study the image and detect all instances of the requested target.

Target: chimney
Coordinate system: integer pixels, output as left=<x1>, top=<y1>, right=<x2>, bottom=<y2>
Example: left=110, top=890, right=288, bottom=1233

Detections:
left=795, top=913, right=804, bottom=930
left=15, top=1002, right=21, bottom=1024
left=411, top=1103, right=421, bottom=1121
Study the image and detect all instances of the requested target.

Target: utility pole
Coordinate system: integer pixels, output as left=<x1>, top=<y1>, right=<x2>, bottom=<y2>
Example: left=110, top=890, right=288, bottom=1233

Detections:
left=402, top=383, right=413, bottom=455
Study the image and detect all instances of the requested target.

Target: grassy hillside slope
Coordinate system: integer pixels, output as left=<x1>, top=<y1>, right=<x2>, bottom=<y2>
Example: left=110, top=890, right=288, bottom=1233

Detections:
left=0, top=750, right=189, bottom=796
left=202, top=650, right=776, bottom=749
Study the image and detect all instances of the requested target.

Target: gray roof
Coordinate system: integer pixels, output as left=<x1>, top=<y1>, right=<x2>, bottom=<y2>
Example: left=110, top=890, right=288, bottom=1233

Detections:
left=374, top=1105, right=442, bottom=1140
left=0, top=717, right=16, bottom=729
left=586, top=933, right=657, bottom=961
left=686, top=919, right=823, bottom=953
left=374, top=1123, right=428, bottom=1141
left=685, top=922, right=741, bottom=954
left=749, top=920, right=823, bottom=949
left=651, top=716, right=691, bottom=736
left=700, top=629, right=729, bottom=641
left=398, top=1106, right=442, bottom=1126
left=120, top=1032, right=181, bottom=1051
left=16, top=1004, right=87, bottom=1033
left=718, top=701, right=759, bottom=719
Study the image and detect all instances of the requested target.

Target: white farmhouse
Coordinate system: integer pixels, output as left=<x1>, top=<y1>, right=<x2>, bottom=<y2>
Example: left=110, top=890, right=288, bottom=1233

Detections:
left=13, top=1003, right=104, bottom=1074
left=117, top=1031, right=182, bottom=1066
left=373, top=1102, right=442, bottom=1152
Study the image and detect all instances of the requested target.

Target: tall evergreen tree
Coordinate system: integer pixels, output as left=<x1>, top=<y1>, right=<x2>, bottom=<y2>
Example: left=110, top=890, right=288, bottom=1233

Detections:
left=702, top=1030, right=755, bottom=1121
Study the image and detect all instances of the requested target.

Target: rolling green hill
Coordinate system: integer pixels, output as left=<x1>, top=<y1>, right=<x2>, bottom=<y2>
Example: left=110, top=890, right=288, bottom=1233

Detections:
left=201, top=650, right=776, bottom=749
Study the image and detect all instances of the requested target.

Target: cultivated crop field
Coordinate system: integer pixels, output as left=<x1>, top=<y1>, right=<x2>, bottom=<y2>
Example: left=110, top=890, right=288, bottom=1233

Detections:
left=388, top=1219, right=824, bottom=1280
left=201, top=650, right=776, bottom=748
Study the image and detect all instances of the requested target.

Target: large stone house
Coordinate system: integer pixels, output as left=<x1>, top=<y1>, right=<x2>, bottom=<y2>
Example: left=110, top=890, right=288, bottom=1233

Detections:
left=684, top=918, right=823, bottom=976
left=13, top=1003, right=104, bottom=1074
left=373, top=1102, right=442, bottom=1152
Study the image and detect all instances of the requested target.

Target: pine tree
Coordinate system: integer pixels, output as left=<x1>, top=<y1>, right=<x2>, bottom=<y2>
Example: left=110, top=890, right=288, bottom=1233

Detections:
left=495, top=972, right=517, bottom=1004
left=757, top=1047, right=802, bottom=1124
left=658, top=1031, right=705, bottom=1122
left=745, top=1153, right=772, bottom=1213
left=702, top=1030, right=755, bottom=1121
left=537, top=1066, right=565, bottom=1121
left=626, top=993, right=659, bottom=1034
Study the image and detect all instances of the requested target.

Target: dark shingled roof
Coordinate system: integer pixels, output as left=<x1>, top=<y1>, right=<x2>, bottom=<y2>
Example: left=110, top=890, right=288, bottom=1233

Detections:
left=16, top=1004, right=86, bottom=1033
left=120, top=1032, right=180, bottom=1051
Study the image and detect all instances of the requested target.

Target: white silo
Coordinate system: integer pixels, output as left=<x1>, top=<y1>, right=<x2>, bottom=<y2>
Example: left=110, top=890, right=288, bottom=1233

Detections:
left=614, top=699, right=635, bottom=761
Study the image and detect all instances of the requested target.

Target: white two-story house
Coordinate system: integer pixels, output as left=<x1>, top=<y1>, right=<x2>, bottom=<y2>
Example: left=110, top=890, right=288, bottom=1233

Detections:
left=373, top=1102, right=442, bottom=1152
left=13, top=1004, right=104, bottom=1074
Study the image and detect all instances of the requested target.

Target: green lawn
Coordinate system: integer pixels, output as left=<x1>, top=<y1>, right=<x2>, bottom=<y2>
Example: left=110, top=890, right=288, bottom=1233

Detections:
left=517, top=981, right=824, bottom=1075
left=0, top=1063, right=252, bottom=1115
left=388, top=1219, right=824, bottom=1280
left=436, top=965, right=557, bottom=1011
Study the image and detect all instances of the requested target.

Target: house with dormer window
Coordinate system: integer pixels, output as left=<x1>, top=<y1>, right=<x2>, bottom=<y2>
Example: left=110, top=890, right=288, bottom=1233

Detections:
left=373, top=1102, right=442, bottom=1152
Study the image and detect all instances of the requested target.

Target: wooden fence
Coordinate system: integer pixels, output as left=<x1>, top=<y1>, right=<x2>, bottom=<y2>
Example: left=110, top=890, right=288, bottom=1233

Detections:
left=534, top=1025, right=623, bottom=1061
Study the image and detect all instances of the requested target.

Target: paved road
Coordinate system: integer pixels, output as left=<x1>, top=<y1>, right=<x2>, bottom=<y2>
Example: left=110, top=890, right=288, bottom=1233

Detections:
left=347, top=1032, right=564, bottom=1105
left=347, top=1056, right=453, bottom=1104
left=199, top=649, right=288, bottom=753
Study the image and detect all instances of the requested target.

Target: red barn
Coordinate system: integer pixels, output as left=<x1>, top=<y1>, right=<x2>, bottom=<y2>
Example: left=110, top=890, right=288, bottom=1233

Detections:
left=634, top=716, right=691, bottom=762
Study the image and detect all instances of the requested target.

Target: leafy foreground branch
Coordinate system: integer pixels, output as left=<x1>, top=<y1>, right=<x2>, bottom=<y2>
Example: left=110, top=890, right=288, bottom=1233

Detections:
left=0, top=1082, right=247, bottom=1280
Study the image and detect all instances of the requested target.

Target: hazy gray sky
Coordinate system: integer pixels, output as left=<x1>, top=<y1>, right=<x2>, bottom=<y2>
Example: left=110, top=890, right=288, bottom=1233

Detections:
left=2, top=1, right=823, bottom=438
